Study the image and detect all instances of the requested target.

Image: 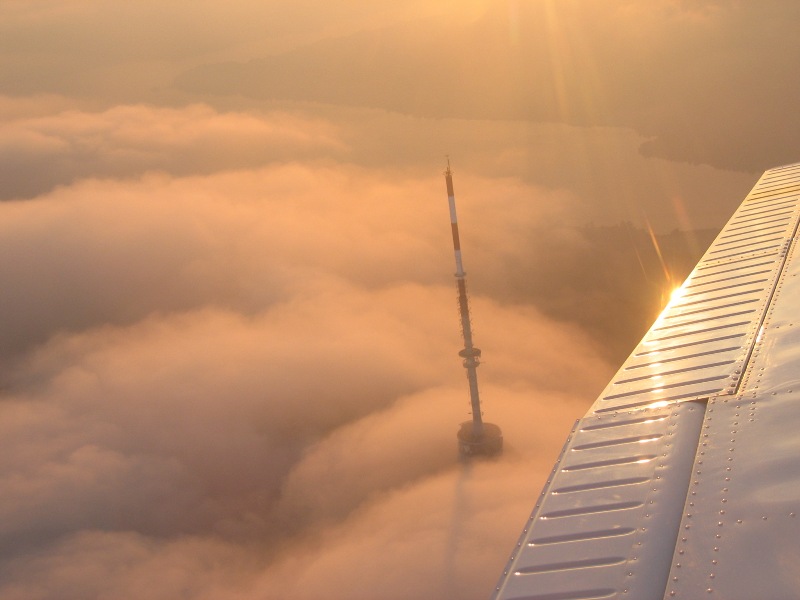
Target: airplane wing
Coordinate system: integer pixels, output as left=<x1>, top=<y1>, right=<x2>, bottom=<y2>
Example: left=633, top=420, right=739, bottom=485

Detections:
left=491, top=162, right=800, bottom=600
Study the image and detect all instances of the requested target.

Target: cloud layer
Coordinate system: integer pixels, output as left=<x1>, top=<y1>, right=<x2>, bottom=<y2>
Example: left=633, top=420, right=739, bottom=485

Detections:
left=0, top=103, right=342, bottom=199
left=0, top=127, right=615, bottom=598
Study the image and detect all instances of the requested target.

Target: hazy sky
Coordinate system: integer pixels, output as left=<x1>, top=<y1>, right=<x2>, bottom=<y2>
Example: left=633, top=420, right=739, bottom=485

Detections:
left=1, top=1, right=798, bottom=599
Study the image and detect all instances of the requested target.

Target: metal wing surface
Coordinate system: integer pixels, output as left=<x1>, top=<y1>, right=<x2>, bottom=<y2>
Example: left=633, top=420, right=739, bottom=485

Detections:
left=491, top=162, right=800, bottom=600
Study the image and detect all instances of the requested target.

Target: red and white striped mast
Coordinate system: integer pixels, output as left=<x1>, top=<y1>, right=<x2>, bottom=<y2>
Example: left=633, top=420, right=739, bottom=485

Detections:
left=444, top=159, right=502, bottom=457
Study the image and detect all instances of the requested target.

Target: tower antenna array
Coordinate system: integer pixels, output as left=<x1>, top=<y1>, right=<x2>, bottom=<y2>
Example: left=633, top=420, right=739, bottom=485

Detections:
left=444, top=159, right=503, bottom=457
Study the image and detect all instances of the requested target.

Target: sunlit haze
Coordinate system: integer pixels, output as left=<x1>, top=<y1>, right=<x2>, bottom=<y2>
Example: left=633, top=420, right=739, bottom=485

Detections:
left=0, top=2, right=798, bottom=599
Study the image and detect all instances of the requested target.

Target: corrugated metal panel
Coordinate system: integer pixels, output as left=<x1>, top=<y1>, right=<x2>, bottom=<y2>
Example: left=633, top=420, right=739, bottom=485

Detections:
left=591, top=167, right=800, bottom=415
left=492, top=403, right=704, bottom=600
left=492, top=162, right=800, bottom=600
left=663, top=167, right=800, bottom=599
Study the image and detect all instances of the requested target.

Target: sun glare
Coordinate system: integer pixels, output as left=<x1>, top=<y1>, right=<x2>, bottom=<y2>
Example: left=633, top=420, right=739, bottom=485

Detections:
left=648, top=400, right=670, bottom=409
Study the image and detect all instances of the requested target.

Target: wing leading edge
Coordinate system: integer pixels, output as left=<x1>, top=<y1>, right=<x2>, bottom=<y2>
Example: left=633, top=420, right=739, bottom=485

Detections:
left=492, top=162, right=800, bottom=600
